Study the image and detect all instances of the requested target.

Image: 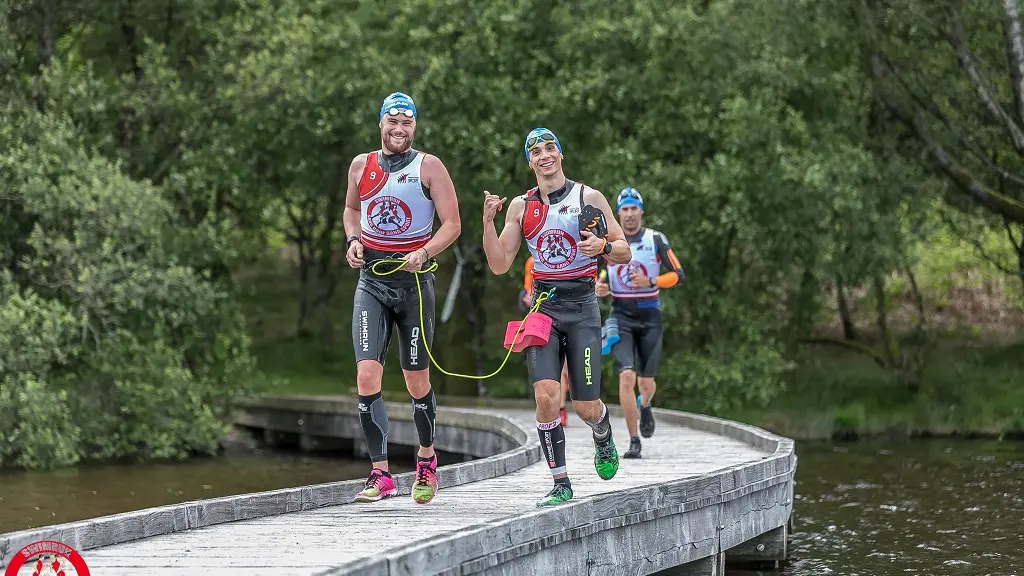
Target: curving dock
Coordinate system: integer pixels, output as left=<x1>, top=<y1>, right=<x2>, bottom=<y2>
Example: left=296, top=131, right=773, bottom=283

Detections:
left=0, top=395, right=796, bottom=576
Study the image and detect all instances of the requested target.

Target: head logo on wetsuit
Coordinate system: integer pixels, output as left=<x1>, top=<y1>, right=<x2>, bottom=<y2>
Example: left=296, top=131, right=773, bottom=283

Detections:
left=366, top=195, right=413, bottom=236
left=617, top=261, right=650, bottom=287
left=535, top=229, right=577, bottom=270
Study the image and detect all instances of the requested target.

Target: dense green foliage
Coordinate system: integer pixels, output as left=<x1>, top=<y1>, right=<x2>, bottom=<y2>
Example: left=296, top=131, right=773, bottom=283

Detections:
left=1, top=0, right=1022, bottom=469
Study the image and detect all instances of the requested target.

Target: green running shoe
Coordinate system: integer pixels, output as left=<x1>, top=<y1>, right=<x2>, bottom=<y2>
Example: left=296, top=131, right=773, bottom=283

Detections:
left=536, top=482, right=573, bottom=507
left=594, top=435, right=619, bottom=480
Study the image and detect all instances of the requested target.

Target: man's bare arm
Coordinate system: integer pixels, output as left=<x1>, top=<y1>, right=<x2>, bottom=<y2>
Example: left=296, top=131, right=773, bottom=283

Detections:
left=421, top=154, right=462, bottom=258
left=483, top=196, right=524, bottom=275
left=343, top=154, right=368, bottom=240
left=585, top=187, right=631, bottom=264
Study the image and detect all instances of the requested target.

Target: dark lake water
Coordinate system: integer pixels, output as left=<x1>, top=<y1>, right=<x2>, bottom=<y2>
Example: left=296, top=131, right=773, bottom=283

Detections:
left=2, top=437, right=1020, bottom=575
left=0, top=445, right=413, bottom=533
left=777, top=438, right=1023, bottom=576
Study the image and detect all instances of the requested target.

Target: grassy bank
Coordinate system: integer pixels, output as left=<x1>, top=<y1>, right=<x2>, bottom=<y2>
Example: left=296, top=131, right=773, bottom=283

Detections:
left=722, top=336, right=1024, bottom=441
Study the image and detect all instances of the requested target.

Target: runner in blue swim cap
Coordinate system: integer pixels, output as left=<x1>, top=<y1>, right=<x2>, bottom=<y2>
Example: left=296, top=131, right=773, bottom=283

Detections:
left=344, top=91, right=463, bottom=508
left=481, top=126, right=632, bottom=507
left=596, top=186, right=686, bottom=458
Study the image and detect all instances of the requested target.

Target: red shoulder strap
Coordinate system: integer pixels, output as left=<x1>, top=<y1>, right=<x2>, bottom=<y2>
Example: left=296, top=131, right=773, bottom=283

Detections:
left=358, top=152, right=388, bottom=201
left=521, top=188, right=547, bottom=240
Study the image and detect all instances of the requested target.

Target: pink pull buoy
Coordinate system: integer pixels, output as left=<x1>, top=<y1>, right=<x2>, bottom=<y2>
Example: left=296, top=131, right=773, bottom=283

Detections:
left=504, top=312, right=553, bottom=352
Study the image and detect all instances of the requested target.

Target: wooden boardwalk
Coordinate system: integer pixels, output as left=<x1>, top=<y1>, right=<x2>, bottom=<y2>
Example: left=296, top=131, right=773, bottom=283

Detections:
left=0, top=396, right=796, bottom=576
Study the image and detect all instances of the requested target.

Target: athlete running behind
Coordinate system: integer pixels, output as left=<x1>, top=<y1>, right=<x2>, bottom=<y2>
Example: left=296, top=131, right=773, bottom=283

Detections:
left=596, top=187, right=685, bottom=458
left=343, top=92, right=462, bottom=504
left=522, top=255, right=571, bottom=426
left=482, top=127, right=632, bottom=507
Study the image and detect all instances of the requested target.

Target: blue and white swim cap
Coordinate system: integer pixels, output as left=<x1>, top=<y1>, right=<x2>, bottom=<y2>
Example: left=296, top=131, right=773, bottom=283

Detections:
left=523, top=127, right=562, bottom=162
left=616, top=187, right=644, bottom=211
left=379, top=92, right=417, bottom=121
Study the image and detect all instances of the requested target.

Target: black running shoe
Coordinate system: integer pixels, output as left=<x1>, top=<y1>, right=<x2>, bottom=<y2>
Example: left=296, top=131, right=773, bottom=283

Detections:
left=638, top=395, right=656, bottom=438
left=623, top=436, right=642, bottom=459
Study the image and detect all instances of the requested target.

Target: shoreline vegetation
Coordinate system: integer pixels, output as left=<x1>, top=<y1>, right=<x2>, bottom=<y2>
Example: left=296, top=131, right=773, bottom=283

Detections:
left=248, top=249, right=1024, bottom=445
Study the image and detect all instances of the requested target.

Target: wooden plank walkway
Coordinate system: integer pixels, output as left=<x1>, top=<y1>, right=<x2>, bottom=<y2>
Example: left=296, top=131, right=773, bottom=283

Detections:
left=1, top=398, right=796, bottom=576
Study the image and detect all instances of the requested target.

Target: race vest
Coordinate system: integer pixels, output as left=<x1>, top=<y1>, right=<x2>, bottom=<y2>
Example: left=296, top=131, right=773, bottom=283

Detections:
left=522, top=183, right=598, bottom=280
left=607, top=228, right=659, bottom=299
left=358, top=151, right=434, bottom=252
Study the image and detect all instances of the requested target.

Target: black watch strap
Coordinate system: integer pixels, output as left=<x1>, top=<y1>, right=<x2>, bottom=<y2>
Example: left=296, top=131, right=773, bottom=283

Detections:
left=346, top=235, right=360, bottom=246
left=602, top=239, right=613, bottom=254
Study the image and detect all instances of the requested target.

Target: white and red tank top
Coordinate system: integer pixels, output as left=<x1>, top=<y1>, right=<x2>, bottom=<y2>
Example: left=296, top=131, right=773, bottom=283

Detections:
left=607, top=227, right=660, bottom=299
left=358, top=151, right=434, bottom=252
left=521, top=182, right=598, bottom=280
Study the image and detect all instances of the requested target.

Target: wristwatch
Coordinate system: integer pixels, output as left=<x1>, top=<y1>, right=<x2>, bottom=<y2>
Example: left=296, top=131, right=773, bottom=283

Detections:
left=346, top=235, right=360, bottom=247
left=601, top=240, right=613, bottom=255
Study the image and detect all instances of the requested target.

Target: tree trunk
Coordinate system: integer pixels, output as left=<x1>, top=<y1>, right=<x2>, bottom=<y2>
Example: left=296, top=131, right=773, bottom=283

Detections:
left=294, top=237, right=312, bottom=339
left=836, top=273, right=858, bottom=340
left=903, top=259, right=927, bottom=340
left=871, top=274, right=899, bottom=369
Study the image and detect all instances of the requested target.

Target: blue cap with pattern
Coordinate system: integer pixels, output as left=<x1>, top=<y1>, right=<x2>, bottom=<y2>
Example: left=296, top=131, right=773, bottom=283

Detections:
left=523, top=127, right=562, bottom=162
left=616, top=187, right=644, bottom=211
left=379, top=92, right=417, bottom=121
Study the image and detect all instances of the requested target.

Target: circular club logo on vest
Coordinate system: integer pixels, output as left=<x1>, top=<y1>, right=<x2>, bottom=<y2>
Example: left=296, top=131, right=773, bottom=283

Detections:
left=366, top=195, right=412, bottom=236
left=4, top=540, right=91, bottom=576
left=536, top=229, right=577, bottom=269
left=617, top=261, right=650, bottom=286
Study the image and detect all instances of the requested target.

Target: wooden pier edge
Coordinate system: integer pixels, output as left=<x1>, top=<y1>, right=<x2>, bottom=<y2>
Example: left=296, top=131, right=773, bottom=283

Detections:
left=313, top=398, right=797, bottom=576
left=0, top=400, right=542, bottom=567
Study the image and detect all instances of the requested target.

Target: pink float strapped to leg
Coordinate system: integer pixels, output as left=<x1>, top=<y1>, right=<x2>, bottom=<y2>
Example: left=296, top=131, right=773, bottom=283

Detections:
left=504, top=312, right=553, bottom=352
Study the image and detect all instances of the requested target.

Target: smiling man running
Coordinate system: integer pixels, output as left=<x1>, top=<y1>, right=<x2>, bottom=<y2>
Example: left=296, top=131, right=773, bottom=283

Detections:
left=482, top=127, right=631, bottom=507
left=343, top=92, right=462, bottom=505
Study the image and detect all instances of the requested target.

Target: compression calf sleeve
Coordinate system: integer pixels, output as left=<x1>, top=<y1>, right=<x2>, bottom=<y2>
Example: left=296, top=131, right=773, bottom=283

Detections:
left=538, top=419, right=568, bottom=476
left=358, top=392, right=390, bottom=463
left=412, top=389, right=437, bottom=448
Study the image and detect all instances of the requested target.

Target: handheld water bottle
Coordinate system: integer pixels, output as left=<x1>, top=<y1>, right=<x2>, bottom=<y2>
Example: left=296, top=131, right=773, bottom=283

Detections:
left=600, top=270, right=619, bottom=355
left=601, top=316, right=619, bottom=355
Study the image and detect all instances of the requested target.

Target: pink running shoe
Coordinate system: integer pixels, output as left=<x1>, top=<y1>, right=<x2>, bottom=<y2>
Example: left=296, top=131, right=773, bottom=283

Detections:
left=353, top=468, right=397, bottom=503
left=411, top=456, right=438, bottom=504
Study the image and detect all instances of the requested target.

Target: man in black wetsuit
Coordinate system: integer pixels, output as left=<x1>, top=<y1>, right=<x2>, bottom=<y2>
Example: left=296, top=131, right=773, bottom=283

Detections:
left=482, top=127, right=632, bottom=507
left=343, top=92, right=462, bottom=505
left=596, top=187, right=685, bottom=459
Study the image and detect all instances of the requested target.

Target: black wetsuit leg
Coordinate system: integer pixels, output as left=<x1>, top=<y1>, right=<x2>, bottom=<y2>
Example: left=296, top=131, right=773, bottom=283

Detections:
left=352, top=276, right=395, bottom=365
left=634, top=309, right=662, bottom=377
left=610, top=305, right=663, bottom=377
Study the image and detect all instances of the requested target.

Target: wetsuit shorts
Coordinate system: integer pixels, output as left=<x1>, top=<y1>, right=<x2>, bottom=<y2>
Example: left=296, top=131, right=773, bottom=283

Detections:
left=525, top=277, right=602, bottom=402
left=609, top=302, right=663, bottom=378
left=352, top=261, right=435, bottom=371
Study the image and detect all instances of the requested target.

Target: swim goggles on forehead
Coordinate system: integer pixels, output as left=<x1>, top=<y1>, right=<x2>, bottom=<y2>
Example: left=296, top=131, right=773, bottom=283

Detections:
left=525, top=131, right=557, bottom=150
left=616, top=187, right=644, bottom=210
left=384, top=107, right=415, bottom=117
left=523, top=128, right=563, bottom=161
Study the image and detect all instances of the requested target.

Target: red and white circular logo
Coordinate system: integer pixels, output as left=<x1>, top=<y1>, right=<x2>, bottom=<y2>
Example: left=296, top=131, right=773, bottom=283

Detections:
left=535, top=229, right=577, bottom=269
left=366, top=195, right=412, bottom=236
left=617, top=261, right=649, bottom=286
left=4, top=540, right=90, bottom=576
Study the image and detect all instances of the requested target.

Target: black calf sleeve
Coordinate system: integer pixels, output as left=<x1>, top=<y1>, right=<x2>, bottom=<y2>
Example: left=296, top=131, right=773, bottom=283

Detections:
left=412, top=389, right=437, bottom=448
left=538, top=419, right=568, bottom=476
left=358, top=392, right=390, bottom=463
